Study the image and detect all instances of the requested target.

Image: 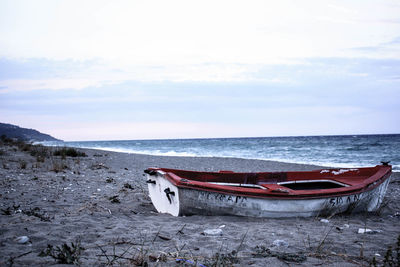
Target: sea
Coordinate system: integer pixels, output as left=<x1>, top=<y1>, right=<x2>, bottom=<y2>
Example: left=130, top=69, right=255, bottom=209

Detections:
left=45, top=134, right=400, bottom=172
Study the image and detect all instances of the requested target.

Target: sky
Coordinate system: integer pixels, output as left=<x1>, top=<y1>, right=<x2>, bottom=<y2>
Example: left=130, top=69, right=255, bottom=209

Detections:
left=0, top=0, right=399, bottom=141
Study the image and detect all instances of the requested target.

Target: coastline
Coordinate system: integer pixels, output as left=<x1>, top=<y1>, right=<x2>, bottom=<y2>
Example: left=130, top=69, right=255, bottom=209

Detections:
left=1, top=145, right=399, bottom=266
left=56, top=133, right=400, bottom=172
left=59, top=146, right=400, bottom=173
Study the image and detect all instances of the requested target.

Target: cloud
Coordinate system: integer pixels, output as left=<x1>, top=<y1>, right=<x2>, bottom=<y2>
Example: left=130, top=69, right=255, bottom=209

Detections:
left=1, top=57, right=399, bottom=117
left=2, top=56, right=400, bottom=94
left=0, top=58, right=276, bottom=92
left=1, top=55, right=399, bottom=140
left=385, top=36, right=400, bottom=45
left=0, top=78, right=111, bottom=92
left=350, top=35, right=400, bottom=57
left=1, top=0, right=399, bottom=65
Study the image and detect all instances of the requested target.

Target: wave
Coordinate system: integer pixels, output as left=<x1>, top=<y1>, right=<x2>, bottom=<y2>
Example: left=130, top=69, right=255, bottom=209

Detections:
left=60, top=144, right=200, bottom=158
left=46, top=136, right=399, bottom=173
left=345, top=146, right=369, bottom=151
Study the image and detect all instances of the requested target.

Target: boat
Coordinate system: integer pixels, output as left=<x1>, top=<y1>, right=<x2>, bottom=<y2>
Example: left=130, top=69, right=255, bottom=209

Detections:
left=144, top=163, right=392, bottom=218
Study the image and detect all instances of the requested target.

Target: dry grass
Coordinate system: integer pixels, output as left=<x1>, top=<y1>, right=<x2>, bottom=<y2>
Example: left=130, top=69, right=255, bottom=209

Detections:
left=38, top=240, right=85, bottom=265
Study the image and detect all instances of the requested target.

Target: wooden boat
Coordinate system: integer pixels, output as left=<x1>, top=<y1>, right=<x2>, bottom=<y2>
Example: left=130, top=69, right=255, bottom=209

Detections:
left=144, top=163, right=392, bottom=218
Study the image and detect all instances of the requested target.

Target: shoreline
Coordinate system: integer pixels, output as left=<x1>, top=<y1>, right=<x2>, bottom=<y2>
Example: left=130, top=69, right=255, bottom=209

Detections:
left=50, top=133, right=400, bottom=173
left=46, top=143, right=400, bottom=172
left=1, top=143, right=399, bottom=266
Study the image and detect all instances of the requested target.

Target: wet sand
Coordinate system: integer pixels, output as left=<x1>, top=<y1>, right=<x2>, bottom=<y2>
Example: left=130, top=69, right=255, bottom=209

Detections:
left=1, top=144, right=399, bottom=266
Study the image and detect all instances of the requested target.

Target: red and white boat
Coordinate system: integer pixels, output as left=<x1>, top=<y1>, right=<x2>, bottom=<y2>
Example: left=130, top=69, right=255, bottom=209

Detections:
left=144, top=163, right=392, bottom=218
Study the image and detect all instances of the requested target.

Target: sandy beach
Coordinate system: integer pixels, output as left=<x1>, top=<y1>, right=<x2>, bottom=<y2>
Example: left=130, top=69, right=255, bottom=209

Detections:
left=1, top=143, right=399, bottom=266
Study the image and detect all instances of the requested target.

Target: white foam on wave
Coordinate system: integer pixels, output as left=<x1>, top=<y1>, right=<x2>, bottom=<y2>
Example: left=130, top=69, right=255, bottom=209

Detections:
left=156, top=150, right=198, bottom=157
left=90, top=146, right=400, bottom=171
left=252, top=156, right=383, bottom=169
left=63, top=145, right=200, bottom=158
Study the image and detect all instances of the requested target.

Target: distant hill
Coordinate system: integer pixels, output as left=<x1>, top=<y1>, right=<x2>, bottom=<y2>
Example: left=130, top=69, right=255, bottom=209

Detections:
left=0, top=123, right=61, bottom=142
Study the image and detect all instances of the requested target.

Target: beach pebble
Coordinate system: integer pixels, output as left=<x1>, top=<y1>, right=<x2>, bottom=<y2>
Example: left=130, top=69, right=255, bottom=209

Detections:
left=358, top=228, right=382, bottom=234
left=15, top=236, right=29, bottom=244
left=272, top=239, right=289, bottom=248
left=358, top=228, right=371, bottom=234
left=336, top=223, right=350, bottom=231
left=203, top=228, right=223, bottom=236
left=320, top=219, right=329, bottom=223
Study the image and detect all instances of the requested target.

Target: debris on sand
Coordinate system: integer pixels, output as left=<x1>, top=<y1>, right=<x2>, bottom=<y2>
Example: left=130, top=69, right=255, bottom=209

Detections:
left=203, top=228, right=223, bottom=236
left=357, top=228, right=382, bottom=234
left=15, top=236, right=29, bottom=244
left=272, top=239, right=289, bottom=248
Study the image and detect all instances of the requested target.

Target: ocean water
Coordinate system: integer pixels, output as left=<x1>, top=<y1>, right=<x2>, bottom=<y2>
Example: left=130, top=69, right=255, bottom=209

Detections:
left=49, top=134, right=399, bottom=171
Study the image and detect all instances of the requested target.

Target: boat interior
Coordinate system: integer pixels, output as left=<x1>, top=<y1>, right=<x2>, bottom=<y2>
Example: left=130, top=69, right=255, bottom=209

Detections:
left=156, top=166, right=387, bottom=191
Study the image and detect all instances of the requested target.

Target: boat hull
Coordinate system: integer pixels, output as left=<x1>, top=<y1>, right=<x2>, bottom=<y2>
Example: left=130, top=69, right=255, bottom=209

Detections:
left=146, top=170, right=391, bottom=218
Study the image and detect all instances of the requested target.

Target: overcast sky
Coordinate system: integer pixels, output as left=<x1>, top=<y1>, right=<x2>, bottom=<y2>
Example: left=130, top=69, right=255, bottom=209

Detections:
left=0, top=0, right=399, bottom=141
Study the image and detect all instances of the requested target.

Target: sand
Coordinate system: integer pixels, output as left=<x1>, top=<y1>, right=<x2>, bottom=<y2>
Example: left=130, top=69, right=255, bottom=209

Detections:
left=0, top=143, right=399, bottom=266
